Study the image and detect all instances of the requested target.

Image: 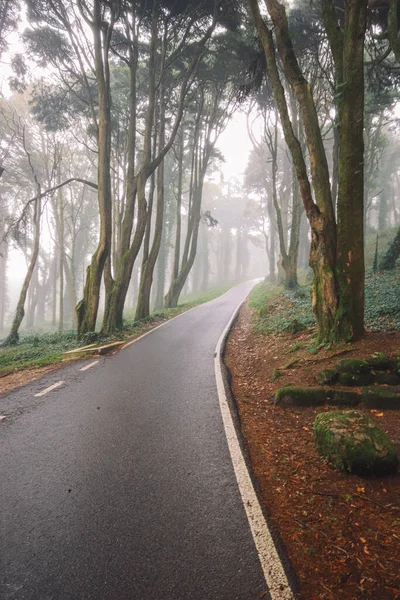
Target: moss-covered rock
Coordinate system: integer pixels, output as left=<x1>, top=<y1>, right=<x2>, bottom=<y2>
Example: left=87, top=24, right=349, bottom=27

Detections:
left=335, top=358, right=371, bottom=375
left=338, top=372, right=372, bottom=387
left=368, top=352, right=390, bottom=371
left=313, top=410, right=399, bottom=476
left=391, top=355, right=400, bottom=376
left=315, top=369, right=338, bottom=385
left=274, top=386, right=326, bottom=407
left=361, top=386, right=400, bottom=409
left=325, top=389, right=361, bottom=407
left=373, top=371, right=400, bottom=386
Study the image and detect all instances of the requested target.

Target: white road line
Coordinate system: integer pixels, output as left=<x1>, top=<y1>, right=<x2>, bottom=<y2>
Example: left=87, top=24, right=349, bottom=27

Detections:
left=80, top=361, right=99, bottom=372
left=214, top=289, right=294, bottom=600
left=34, top=380, right=65, bottom=398
left=0, top=416, right=6, bottom=421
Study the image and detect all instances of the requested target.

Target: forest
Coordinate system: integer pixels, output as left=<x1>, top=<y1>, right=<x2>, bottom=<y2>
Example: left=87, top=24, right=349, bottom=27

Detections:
left=0, top=0, right=399, bottom=352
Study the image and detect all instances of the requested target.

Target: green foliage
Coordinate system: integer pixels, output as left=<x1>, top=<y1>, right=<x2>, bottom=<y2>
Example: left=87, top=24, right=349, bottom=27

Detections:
left=0, top=330, right=78, bottom=374
left=250, top=282, right=314, bottom=334
left=251, top=271, right=400, bottom=336
left=364, top=271, right=400, bottom=331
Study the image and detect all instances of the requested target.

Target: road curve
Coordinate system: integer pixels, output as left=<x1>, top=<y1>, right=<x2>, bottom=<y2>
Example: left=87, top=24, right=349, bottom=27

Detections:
left=1, top=281, right=268, bottom=600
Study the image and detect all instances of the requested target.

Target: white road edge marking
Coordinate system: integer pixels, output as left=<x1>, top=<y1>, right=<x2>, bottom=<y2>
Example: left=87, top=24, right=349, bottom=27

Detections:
left=80, top=360, right=99, bottom=372
left=214, top=289, right=294, bottom=600
left=34, top=380, right=65, bottom=398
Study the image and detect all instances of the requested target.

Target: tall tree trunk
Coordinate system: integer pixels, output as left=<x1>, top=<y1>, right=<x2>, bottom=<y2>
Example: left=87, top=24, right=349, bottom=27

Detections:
left=59, top=192, right=64, bottom=332
left=153, top=192, right=172, bottom=310
left=1, top=197, right=41, bottom=346
left=135, top=88, right=166, bottom=320
left=248, top=0, right=367, bottom=342
left=164, top=159, right=206, bottom=308
left=334, top=0, right=367, bottom=340
left=76, top=0, right=114, bottom=336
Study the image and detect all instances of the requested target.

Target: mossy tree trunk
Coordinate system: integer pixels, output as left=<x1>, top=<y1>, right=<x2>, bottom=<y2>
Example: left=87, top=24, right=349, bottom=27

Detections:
left=248, top=0, right=368, bottom=342
left=135, top=83, right=166, bottom=321
left=334, top=0, right=367, bottom=340
left=76, top=0, right=114, bottom=336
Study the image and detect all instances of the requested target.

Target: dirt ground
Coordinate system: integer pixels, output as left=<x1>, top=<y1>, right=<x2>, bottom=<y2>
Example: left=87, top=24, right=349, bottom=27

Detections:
left=0, top=363, right=64, bottom=395
left=225, top=303, right=400, bottom=600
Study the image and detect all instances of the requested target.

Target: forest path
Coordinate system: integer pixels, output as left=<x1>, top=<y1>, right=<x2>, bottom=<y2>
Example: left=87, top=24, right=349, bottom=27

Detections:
left=1, top=281, right=276, bottom=600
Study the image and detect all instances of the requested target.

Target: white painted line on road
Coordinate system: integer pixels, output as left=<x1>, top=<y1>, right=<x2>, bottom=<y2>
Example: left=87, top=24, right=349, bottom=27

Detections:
left=0, top=416, right=6, bottom=421
left=80, top=361, right=99, bottom=372
left=215, top=289, right=294, bottom=600
left=34, top=380, right=65, bottom=397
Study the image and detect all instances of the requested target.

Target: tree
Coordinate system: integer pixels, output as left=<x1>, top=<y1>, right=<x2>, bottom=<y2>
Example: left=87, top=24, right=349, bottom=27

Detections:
left=247, top=0, right=368, bottom=342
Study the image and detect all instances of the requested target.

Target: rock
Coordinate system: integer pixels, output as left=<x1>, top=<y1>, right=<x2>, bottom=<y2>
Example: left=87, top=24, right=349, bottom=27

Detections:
left=335, top=358, right=370, bottom=375
left=325, top=389, right=360, bottom=407
left=373, top=371, right=400, bottom=386
left=315, top=369, right=338, bottom=385
left=391, top=355, right=400, bottom=376
left=368, top=352, right=390, bottom=371
left=361, top=386, right=400, bottom=409
left=338, top=372, right=372, bottom=387
left=313, top=410, right=399, bottom=476
left=274, top=386, right=326, bottom=407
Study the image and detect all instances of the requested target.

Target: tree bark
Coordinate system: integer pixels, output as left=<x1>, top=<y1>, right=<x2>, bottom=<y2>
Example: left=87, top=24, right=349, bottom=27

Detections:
left=248, top=0, right=367, bottom=342
left=335, top=0, right=367, bottom=340
left=135, top=85, right=166, bottom=320
left=76, top=0, right=114, bottom=336
left=1, top=198, right=41, bottom=346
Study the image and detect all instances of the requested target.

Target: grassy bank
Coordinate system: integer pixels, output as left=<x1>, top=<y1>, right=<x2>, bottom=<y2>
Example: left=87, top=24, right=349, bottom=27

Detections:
left=250, top=270, right=400, bottom=337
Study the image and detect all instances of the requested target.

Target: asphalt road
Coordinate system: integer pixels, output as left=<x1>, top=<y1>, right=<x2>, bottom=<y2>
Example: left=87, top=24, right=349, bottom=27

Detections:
left=0, top=281, right=268, bottom=600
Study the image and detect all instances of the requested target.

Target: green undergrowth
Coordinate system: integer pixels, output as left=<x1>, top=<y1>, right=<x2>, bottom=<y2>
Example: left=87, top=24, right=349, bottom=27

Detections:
left=0, top=284, right=233, bottom=375
left=250, top=269, right=400, bottom=336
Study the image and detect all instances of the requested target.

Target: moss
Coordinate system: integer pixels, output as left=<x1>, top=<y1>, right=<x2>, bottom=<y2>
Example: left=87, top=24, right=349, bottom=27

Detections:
left=368, top=352, right=390, bottom=371
left=361, top=386, right=400, bottom=409
left=274, top=386, right=326, bottom=407
left=313, top=410, right=399, bottom=476
left=273, top=368, right=283, bottom=380
left=338, top=372, right=372, bottom=387
left=315, top=369, right=338, bottom=385
left=373, top=372, right=400, bottom=386
left=392, top=355, right=400, bottom=376
left=335, top=358, right=371, bottom=375
left=325, top=389, right=361, bottom=407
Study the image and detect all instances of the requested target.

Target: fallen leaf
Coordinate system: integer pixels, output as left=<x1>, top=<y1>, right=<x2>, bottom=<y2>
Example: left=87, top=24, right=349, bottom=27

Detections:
left=364, top=545, right=370, bottom=555
left=376, top=412, right=384, bottom=417
left=357, top=487, right=365, bottom=493
left=360, top=537, right=366, bottom=543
